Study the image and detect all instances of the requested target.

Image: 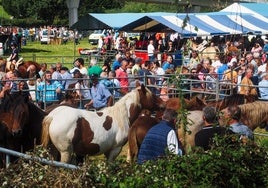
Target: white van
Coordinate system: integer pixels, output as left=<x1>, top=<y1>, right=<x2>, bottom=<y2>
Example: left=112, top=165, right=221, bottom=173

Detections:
left=40, top=29, right=55, bottom=44
left=88, top=30, right=106, bottom=45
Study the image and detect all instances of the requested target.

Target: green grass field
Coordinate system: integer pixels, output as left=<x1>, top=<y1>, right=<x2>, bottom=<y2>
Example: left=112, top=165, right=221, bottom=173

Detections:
left=18, top=37, right=94, bottom=67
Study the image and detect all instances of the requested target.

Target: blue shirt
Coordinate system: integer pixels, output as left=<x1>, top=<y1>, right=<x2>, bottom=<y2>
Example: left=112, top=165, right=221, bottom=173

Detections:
left=258, top=79, right=268, bottom=99
left=37, top=81, right=63, bottom=102
left=112, top=60, right=121, bottom=71
left=90, top=83, right=112, bottom=109
left=217, top=64, right=228, bottom=80
left=162, top=62, right=173, bottom=71
left=229, top=122, right=254, bottom=140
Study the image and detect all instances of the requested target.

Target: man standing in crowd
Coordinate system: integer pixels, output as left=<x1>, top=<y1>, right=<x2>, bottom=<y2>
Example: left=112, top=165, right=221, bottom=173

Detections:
left=137, top=109, right=183, bottom=164
left=147, top=39, right=155, bottom=62
left=84, top=73, right=113, bottom=110
left=36, top=70, right=63, bottom=109
left=116, top=59, right=129, bottom=95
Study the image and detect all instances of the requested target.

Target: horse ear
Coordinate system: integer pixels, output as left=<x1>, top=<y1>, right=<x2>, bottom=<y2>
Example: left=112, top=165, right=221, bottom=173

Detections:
left=196, top=96, right=206, bottom=106
left=140, top=84, right=146, bottom=94
left=135, top=80, right=141, bottom=88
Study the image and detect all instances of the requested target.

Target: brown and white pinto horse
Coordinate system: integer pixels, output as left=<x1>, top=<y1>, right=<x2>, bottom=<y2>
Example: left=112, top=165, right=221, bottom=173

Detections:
left=41, top=85, right=165, bottom=163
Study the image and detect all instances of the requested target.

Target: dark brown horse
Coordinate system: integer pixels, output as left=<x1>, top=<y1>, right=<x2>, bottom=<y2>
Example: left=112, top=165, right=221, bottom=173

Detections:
left=0, top=92, right=46, bottom=167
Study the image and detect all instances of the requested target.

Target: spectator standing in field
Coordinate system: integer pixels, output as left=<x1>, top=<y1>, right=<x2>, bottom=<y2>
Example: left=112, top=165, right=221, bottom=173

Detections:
left=147, top=39, right=155, bottom=62
left=162, top=55, right=174, bottom=74
left=73, top=57, right=89, bottom=86
left=112, top=54, right=122, bottom=71
left=88, top=58, right=102, bottom=77
left=115, top=59, right=129, bottom=95
left=188, top=50, right=200, bottom=70
left=258, top=73, right=268, bottom=99
left=245, top=52, right=259, bottom=86
left=60, top=67, right=74, bottom=90
left=132, top=57, right=142, bottom=76
left=137, top=109, right=183, bottom=164
left=52, top=62, right=62, bottom=80
left=239, top=68, right=257, bottom=96
left=84, top=74, right=113, bottom=110
left=195, top=106, right=226, bottom=151
left=102, top=58, right=112, bottom=74
left=108, top=70, right=121, bottom=99
left=36, top=70, right=63, bottom=109
left=72, top=70, right=91, bottom=109
left=7, top=42, right=19, bottom=68
left=151, top=60, right=165, bottom=86
left=38, top=63, right=47, bottom=79
left=156, top=39, right=165, bottom=65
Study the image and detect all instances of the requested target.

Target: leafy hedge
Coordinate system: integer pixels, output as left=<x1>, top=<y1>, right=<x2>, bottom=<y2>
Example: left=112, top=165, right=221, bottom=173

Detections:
left=0, top=135, right=267, bottom=187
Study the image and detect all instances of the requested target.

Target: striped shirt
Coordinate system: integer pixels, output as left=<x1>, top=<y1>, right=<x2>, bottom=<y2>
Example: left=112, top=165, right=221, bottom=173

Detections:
left=37, top=81, right=63, bottom=102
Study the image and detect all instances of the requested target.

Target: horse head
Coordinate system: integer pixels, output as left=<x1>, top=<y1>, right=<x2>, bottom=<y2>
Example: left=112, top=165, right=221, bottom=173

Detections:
left=0, top=92, right=30, bottom=136
left=138, top=84, right=166, bottom=111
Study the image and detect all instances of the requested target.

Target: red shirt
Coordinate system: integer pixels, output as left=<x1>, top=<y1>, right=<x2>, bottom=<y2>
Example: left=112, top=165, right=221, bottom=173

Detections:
left=116, top=67, right=129, bottom=93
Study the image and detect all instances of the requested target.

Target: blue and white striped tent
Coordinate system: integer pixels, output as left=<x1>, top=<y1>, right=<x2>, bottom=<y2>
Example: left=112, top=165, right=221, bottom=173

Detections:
left=119, top=12, right=268, bottom=37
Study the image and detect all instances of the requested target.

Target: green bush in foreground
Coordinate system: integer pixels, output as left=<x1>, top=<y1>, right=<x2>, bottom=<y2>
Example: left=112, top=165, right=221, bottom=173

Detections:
left=0, top=135, right=267, bottom=187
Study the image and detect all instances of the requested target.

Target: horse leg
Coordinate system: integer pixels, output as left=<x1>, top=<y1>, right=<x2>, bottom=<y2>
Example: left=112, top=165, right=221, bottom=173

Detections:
left=105, top=147, right=122, bottom=161
left=60, top=151, right=72, bottom=163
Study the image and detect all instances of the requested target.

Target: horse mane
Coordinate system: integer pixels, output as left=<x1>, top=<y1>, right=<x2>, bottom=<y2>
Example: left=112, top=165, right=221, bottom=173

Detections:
left=0, top=92, right=28, bottom=112
left=239, top=101, right=268, bottom=130
left=104, top=87, right=142, bottom=130
left=217, top=94, right=257, bottom=110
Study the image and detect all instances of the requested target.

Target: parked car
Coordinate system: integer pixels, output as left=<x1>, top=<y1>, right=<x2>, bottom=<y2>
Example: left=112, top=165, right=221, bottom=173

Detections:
left=40, top=29, right=56, bottom=44
left=88, top=30, right=106, bottom=45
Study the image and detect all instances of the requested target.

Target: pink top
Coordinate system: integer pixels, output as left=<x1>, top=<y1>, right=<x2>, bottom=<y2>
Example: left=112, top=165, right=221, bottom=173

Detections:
left=116, top=67, right=129, bottom=93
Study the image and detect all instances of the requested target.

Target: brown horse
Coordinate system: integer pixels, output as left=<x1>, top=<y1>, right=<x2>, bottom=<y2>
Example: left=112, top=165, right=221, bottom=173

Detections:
left=127, top=109, right=159, bottom=163
left=166, top=96, right=206, bottom=111
left=0, top=92, right=46, bottom=167
left=4, top=59, right=41, bottom=78
left=206, top=94, right=258, bottom=110
left=16, top=61, right=41, bottom=78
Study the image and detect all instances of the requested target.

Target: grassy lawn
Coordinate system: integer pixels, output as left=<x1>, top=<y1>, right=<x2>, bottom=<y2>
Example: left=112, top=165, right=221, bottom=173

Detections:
left=19, top=37, right=95, bottom=67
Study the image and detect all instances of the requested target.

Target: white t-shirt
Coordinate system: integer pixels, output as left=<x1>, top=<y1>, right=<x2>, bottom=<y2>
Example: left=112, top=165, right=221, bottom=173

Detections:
left=167, top=129, right=183, bottom=155
left=147, top=44, right=155, bottom=57
left=75, top=82, right=91, bottom=99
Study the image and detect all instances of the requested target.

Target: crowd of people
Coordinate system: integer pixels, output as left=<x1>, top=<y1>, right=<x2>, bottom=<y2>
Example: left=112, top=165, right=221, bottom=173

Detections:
left=0, top=30, right=266, bottom=165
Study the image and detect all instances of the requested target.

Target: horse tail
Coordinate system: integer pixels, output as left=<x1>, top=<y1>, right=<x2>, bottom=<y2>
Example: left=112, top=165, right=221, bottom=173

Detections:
left=41, top=116, right=53, bottom=147
left=127, top=126, right=139, bottom=163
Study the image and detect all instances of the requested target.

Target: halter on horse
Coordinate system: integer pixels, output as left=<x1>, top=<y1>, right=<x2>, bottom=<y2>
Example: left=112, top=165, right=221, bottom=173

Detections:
left=41, top=84, right=165, bottom=163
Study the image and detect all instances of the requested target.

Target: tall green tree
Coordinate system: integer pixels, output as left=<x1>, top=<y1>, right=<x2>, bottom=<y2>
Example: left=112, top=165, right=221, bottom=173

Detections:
left=2, top=0, right=125, bottom=25
left=2, top=0, right=68, bottom=23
